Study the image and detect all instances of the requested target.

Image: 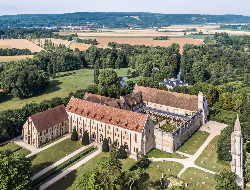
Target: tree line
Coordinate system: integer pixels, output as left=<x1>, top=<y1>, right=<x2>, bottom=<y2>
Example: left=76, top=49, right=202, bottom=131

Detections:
left=0, top=48, right=32, bottom=56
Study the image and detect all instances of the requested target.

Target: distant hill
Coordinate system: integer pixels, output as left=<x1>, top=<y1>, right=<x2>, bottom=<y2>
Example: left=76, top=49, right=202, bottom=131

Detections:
left=0, top=12, right=250, bottom=28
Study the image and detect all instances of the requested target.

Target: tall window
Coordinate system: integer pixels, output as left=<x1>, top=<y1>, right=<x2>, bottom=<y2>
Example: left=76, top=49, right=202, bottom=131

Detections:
left=135, top=134, right=137, bottom=143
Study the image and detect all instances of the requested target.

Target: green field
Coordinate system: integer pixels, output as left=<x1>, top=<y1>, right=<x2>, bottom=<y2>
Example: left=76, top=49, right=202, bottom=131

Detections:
left=31, top=138, right=83, bottom=174
left=0, top=68, right=131, bottom=111
left=195, top=136, right=230, bottom=173
left=180, top=167, right=216, bottom=190
left=0, top=142, right=31, bottom=156
left=46, top=152, right=136, bottom=190
left=177, top=130, right=210, bottom=155
left=147, top=148, right=187, bottom=159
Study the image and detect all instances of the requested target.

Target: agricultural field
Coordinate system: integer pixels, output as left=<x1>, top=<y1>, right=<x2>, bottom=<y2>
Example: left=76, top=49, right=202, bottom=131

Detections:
left=84, top=37, right=203, bottom=53
left=0, top=39, right=43, bottom=52
left=0, top=68, right=131, bottom=111
left=0, top=55, right=34, bottom=62
left=70, top=42, right=108, bottom=51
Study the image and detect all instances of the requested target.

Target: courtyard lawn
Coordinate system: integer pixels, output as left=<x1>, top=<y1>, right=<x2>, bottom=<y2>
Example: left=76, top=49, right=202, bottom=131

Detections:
left=120, top=157, right=137, bottom=171
left=0, top=68, right=132, bottom=111
left=177, top=130, right=210, bottom=155
left=31, top=138, right=83, bottom=174
left=39, top=136, right=65, bottom=148
left=145, top=161, right=184, bottom=189
left=180, top=167, right=216, bottom=190
left=195, top=136, right=230, bottom=173
left=0, top=142, right=21, bottom=152
left=147, top=148, right=187, bottom=159
left=15, top=148, right=31, bottom=156
left=31, top=147, right=96, bottom=188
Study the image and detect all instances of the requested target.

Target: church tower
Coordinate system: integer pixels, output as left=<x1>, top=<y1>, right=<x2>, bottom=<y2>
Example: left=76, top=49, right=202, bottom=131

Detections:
left=231, top=115, right=244, bottom=189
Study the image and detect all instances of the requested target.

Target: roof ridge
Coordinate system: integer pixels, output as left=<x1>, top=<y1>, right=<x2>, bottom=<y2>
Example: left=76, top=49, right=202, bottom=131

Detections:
left=31, top=104, right=65, bottom=117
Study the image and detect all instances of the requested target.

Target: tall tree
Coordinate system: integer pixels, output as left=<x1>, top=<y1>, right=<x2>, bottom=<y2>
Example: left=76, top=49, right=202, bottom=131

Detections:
left=71, top=128, right=78, bottom=141
left=82, top=131, right=89, bottom=145
left=214, top=169, right=239, bottom=190
left=0, top=150, right=32, bottom=190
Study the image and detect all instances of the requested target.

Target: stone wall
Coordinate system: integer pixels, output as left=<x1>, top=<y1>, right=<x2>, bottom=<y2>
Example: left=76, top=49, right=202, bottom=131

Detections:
left=154, top=110, right=203, bottom=153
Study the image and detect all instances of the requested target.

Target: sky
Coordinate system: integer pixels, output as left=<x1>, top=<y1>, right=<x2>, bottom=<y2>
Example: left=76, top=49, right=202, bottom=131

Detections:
left=0, top=0, right=249, bottom=16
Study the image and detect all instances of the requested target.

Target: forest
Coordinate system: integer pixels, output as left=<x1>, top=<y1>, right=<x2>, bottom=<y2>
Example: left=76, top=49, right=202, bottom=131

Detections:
left=0, top=12, right=250, bottom=28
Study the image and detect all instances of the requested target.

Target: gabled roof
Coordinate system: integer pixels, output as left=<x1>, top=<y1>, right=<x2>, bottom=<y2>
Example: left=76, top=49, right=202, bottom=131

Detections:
left=66, top=97, right=147, bottom=132
left=31, top=105, right=68, bottom=132
left=134, top=85, right=198, bottom=111
left=159, top=78, right=188, bottom=87
left=122, top=92, right=143, bottom=107
left=84, top=93, right=122, bottom=109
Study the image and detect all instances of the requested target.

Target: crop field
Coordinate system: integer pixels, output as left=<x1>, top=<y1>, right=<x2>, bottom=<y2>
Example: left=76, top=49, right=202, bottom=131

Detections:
left=70, top=42, right=108, bottom=51
left=0, top=55, right=34, bottom=62
left=85, top=37, right=203, bottom=53
left=0, top=39, right=43, bottom=52
left=37, top=38, right=71, bottom=47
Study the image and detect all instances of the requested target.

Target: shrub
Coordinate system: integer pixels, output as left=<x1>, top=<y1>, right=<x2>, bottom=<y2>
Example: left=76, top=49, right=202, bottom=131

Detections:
left=82, top=131, right=89, bottom=145
left=117, top=145, right=127, bottom=159
left=71, top=128, right=78, bottom=141
left=102, top=138, right=109, bottom=152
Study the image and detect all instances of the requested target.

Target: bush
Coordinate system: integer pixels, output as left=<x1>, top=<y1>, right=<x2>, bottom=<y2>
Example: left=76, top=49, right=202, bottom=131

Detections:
left=117, top=145, right=127, bottom=159
left=102, top=138, right=109, bottom=152
left=82, top=131, right=89, bottom=145
left=71, top=128, right=78, bottom=141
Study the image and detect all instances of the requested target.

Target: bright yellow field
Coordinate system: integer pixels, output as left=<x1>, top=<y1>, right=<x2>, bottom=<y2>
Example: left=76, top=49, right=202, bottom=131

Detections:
left=0, top=39, right=43, bottom=52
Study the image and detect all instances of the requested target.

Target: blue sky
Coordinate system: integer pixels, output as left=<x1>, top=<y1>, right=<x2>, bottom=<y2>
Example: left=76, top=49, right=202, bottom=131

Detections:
left=0, top=0, right=249, bottom=16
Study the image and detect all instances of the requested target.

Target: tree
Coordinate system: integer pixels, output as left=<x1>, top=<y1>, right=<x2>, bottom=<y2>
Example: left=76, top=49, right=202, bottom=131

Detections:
left=125, top=168, right=145, bottom=190
left=117, top=145, right=127, bottom=159
left=71, top=127, right=78, bottom=141
left=97, top=69, right=121, bottom=98
left=110, top=140, right=119, bottom=160
left=82, top=131, right=89, bottom=145
left=192, top=61, right=208, bottom=83
left=0, top=150, right=32, bottom=190
left=245, top=152, right=250, bottom=182
left=102, top=138, right=109, bottom=152
left=217, top=125, right=234, bottom=161
left=94, top=62, right=100, bottom=84
left=214, top=169, right=239, bottom=190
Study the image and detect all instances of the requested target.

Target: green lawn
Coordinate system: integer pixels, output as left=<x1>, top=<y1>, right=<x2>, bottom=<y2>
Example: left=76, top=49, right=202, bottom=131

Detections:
left=180, top=167, right=216, bottom=190
left=0, top=142, right=31, bottom=156
left=147, top=148, right=187, bottom=159
left=177, top=130, right=210, bottom=155
left=145, top=161, right=184, bottom=189
left=31, top=147, right=96, bottom=188
left=195, top=136, right=230, bottom=173
left=0, top=68, right=132, bottom=111
left=45, top=152, right=136, bottom=190
left=39, top=136, right=65, bottom=148
left=31, top=138, right=83, bottom=174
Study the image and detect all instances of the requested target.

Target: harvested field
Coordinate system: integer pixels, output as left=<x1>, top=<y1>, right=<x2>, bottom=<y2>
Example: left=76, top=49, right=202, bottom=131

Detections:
left=85, top=37, right=203, bottom=53
left=0, top=55, right=34, bottom=62
left=38, top=38, right=71, bottom=47
left=70, top=43, right=108, bottom=51
left=0, top=39, right=43, bottom=52
left=213, top=29, right=250, bottom=35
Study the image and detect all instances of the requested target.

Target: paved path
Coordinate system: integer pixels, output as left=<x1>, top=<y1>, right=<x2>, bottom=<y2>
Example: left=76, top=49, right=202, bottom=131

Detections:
left=150, top=121, right=227, bottom=177
left=13, top=134, right=70, bottom=157
left=32, top=143, right=95, bottom=181
left=40, top=142, right=102, bottom=190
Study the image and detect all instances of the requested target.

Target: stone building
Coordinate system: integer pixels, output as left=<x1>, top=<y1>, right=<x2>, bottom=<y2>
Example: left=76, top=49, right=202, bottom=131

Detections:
left=134, top=85, right=209, bottom=153
left=22, top=105, right=68, bottom=147
left=84, top=92, right=144, bottom=112
left=231, top=115, right=244, bottom=189
left=159, top=78, right=188, bottom=89
left=66, top=97, right=155, bottom=158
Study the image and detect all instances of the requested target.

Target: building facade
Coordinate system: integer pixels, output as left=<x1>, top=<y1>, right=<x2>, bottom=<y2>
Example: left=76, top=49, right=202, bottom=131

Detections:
left=66, top=97, right=155, bottom=158
left=231, top=115, right=244, bottom=189
left=159, top=78, right=188, bottom=89
left=134, top=85, right=209, bottom=153
left=22, top=105, right=69, bottom=147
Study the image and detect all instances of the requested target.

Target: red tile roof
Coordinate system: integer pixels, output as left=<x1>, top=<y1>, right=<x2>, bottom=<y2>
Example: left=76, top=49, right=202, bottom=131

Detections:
left=31, top=105, right=68, bottom=132
left=134, top=85, right=198, bottom=111
left=122, top=92, right=143, bottom=107
left=66, top=97, right=147, bottom=132
left=84, top=93, right=121, bottom=109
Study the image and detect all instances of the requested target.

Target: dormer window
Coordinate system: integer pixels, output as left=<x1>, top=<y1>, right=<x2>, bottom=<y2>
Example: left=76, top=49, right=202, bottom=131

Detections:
left=117, top=119, right=120, bottom=124
left=75, top=107, right=78, bottom=112
left=87, top=111, right=90, bottom=115
left=81, top=109, right=84, bottom=114
left=136, top=124, right=139, bottom=129
left=125, top=121, right=128, bottom=126
left=101, top=114, right=104, bottom=119
left=94, top=113, right=97, bottom=117
left=69, top=106, right=72, bottom=110
left=109, top=117, right=112, bottom=121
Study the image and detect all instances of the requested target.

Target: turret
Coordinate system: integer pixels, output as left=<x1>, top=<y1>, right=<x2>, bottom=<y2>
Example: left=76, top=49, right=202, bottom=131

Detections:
left=198, top=91, right=209, bottom=124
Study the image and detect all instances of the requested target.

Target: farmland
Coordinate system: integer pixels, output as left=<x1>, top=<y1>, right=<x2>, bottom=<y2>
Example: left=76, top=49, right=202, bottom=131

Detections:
left=0, top=39, right=43, bottom=52
left=0, top=55, right=34, bottom=62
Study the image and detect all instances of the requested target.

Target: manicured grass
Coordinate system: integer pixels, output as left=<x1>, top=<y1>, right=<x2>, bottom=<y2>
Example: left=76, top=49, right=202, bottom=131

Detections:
left=0, top=142, right=31, bottom=156
left=31, top=147, right=96, bottom=188
left=145, top=161, right=184, bottom=189
left=195, top=136, right=230, bottom=173
left=120, top=157, right=136, bottom=171
left=177, top=130, right=210, bottom=155
left=39, top=136, right=65, bottom=148
left=0, top=68, right=132, bottom=111
left=147, top=148, right=187, bottom=159
left=31, top=138, right=83, bottom=174
left=0, top=142, right=21, bottom=151
left=45, top=152, right=109, bottom=190
left=180, top=167, right=216, bottom=189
